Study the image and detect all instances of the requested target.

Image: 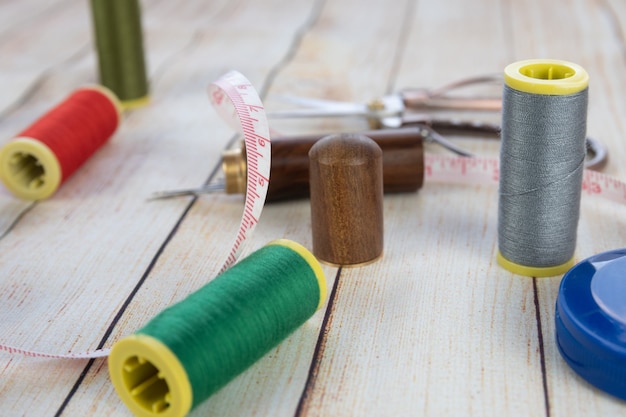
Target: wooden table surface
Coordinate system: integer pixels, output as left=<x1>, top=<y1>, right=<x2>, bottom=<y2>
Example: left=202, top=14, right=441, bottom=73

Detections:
left=1, top=0, right=625, bottom=416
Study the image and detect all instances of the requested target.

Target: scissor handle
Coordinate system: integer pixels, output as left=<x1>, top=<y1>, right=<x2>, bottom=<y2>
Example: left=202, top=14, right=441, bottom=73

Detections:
left=401, top=116, right=608, bottom=171
left=402, top=95, right=503, bottom=111
left=400, top=114, right=501, bottom=137
left=401, top=74, right=503, bottom=111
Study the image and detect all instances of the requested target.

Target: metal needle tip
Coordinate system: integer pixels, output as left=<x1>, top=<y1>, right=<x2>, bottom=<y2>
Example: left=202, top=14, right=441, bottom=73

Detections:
left=148, top=182, right=226, bottom=200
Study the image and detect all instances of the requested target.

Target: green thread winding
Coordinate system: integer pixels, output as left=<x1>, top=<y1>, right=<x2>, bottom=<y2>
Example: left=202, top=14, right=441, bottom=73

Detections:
left=137, top=243, right=321, bottom=409
left=90, top=0, right=148, bottom=105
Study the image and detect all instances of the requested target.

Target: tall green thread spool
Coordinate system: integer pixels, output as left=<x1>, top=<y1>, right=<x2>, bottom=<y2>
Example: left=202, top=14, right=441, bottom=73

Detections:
left=90, top=0, right=149, bottom=109
left=108, top=239, right=327, bottom=417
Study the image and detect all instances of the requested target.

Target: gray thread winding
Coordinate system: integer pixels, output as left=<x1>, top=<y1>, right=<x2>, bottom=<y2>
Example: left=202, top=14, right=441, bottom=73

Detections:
left=498, top=85, right=588, bottom=267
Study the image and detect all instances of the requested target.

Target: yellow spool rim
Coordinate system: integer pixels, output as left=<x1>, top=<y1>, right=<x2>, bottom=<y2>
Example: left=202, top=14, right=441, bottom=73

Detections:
left=109, top=334, right=192, bottom=417
left=121, top=95, right=151, bottom=110
left=504, top=59, right=589, bottom=95
left=497, top=251, right=575, bottom=278
left=268, top=239, right=328, bottom=310
left=0, top=137, right=61, bottom=200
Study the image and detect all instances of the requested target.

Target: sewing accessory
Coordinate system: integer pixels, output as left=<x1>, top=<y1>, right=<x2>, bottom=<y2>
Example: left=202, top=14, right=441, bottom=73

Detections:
left=497, top=59, right=589, bottom=277
left=108, top=239, right=327, bottom=417
left=268, top=74, right=503, bottom=129
left=90, top=0, right=149, bottom=108
left=266, top=73, right=608, bottom=169
left=0, top=86, right=122, bottom=200
left=151, top=127, right=424, bottom=201
left=0, top=70, right=270, bottom=358
left=151, top=126, right=607, bottom=203
left=555, top=248, right=626, bottom=401
left=309, top=134, right=384, bottom=266
left=208, top=71, right=272, bottom=271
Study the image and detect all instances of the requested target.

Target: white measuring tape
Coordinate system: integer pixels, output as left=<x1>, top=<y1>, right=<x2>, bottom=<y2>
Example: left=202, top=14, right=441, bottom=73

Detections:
left=208, top=70, right=271, bottom=272
left=0, top=70, right=271, bottom=359
left=3, top=95, right=624, bottom=360
left=425, top=154, right=626, bottom=205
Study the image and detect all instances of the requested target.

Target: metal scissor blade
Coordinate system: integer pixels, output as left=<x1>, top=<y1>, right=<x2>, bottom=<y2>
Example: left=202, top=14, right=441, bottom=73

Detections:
left=267, top=107, right=371, bottom=119
left=268, top=93, right=405, bottom=120
left=271, top=94, right=368, bottom=112
left=267, top=94, right=371, bottom=119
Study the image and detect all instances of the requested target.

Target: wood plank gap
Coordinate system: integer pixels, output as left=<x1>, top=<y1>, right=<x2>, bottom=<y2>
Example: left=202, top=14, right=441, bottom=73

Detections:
left=598, top=0, right=626, bottom=64
left=53, top=195, right=200, bottom=417
left=533, top=277, right=551, bottom=417
left=385, top=0, right=417, bottom=94
left=257, top=0, right=327, bottom=100
left=0, top=43, right=91, bottom=121
left=294, top=266, right=343, bottom=417
left=53, top=1, right=332, bottom=409
left=0, top=201, right=35, bottom=239
left=0, top=0, right=76, bottom=42
left=500, top=0, right=516, bottom=64
left=149, top=30, right=204, bottom=87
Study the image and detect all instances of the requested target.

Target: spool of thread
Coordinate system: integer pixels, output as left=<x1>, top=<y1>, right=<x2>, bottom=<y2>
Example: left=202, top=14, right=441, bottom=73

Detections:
left=0, top=86, right=122, bottom=200
left=90, top=0, right=149, bottom=108
left=497, top=59, right=589, bottom=277
left=309, top=134, right=384, bottom=266
left=108, top=239, right=327, bottom=417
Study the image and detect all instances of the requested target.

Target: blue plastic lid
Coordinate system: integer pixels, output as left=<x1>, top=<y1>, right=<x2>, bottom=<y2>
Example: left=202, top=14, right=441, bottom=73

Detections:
left=555, top=248, right=626, bottom=401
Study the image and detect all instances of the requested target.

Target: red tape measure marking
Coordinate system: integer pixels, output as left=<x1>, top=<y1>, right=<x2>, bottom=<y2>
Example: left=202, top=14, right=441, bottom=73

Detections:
left=209, top=71, right=271, bottom=272
left=425, top=154, right=626, bottom=204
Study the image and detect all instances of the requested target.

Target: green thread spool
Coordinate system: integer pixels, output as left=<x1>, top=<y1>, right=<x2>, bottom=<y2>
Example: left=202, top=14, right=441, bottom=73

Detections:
left=108, top=239, right=327, bottom=417
left=90, top=0, right=149, bottom=109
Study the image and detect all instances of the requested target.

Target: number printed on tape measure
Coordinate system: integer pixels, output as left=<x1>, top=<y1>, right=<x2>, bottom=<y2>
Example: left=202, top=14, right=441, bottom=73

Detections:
left=425, top=154, right=500, bottom=185
left=582, top=169, right=626, bottom=204
left=209, top=71, right=272, bottom=273
left=425, top=154, right=626, bottom=206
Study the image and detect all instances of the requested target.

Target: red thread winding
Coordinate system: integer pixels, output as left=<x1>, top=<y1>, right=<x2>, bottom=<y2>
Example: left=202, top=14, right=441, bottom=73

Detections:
left=17, top=87, right=120, bottom=183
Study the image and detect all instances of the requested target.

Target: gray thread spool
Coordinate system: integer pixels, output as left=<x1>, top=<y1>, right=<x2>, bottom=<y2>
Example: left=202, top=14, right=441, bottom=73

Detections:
left=497, top=59, right=589, bottom=277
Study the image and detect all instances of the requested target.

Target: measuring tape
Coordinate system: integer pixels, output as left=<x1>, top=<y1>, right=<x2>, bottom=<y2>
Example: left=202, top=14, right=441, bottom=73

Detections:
left=208, top=71, right=271, bottom=272
left=0, top=70, right=271, bottom=359
left=425, top=154, right=626, bottom=205
left=2, top=108, right=624, bottom=360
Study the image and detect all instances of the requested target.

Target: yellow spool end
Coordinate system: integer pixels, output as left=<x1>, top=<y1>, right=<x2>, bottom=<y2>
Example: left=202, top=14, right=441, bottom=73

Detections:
left=0, top=137, right=62, bottom=200
left=83, top=84, right=124, bottom=120
left=268, top=239, right=328, bottom=310
left=504, top=59, right=588, bottom=95
left=121, top=95, right=151, bottom=110
left=497, top=251, right=575, bottom=278
left=109, top=334, right=193, bottom=417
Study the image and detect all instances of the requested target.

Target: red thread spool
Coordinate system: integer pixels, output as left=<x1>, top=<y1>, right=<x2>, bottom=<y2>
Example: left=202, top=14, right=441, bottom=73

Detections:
left=0, top=86, right=122, bottom=200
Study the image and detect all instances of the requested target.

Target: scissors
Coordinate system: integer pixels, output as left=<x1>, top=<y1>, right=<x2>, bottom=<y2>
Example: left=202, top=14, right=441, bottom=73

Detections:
left=152, top=76, right=608, bottom=200
left=267, top=74, right=607, bottom=169
left=268, top=75, right=502, bottom=129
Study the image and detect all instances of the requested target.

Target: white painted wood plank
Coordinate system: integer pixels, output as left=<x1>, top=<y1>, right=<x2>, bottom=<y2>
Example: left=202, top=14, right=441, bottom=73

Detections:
left=0, top=1, right=332, bottom=416
left=515, top=0, right=626, bottom=415
left=0, top=0, right=323, bottom=415
left=287, top=0, right=545, bottom=416
left=1, top=0, right=625, bottom=416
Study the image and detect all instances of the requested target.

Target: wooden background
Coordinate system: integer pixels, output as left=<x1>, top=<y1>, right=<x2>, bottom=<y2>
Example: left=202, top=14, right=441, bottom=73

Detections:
left=1, top=0, right=625, bottom=416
